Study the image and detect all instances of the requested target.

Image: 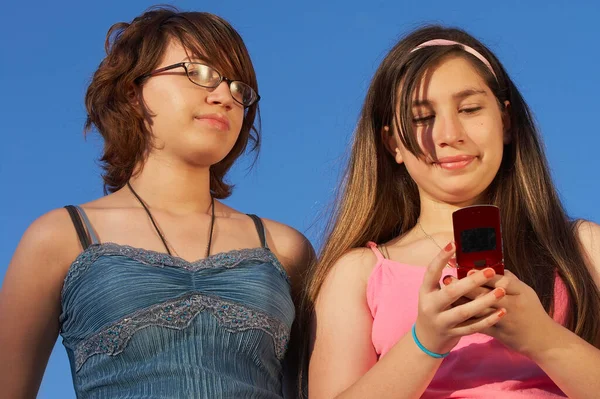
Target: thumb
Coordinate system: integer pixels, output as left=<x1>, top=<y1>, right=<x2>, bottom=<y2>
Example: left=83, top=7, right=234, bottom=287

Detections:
left=422, top=242, right=455, bottom=293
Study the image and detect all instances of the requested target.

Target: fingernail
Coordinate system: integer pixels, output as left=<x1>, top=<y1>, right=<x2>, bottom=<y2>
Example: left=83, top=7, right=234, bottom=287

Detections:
left=497, top=309, right=507, bottom=318
left=483, top=268, right=495, bottom=278
left=443, top=276, right=453, bottom=285
left=467, top=269, right=476, bottom=276
left=493, top=288, right=506, bottom=299
left=444, top=242, right=453, bottom=252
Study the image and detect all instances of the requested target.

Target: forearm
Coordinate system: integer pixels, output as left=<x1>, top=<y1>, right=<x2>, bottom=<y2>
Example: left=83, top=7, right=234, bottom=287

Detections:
left=0, top=324, right=48, bottom=399
left=0, top=327, right=55, bottom=399
left=336, top=333, right=442, bottom=399
left=529, top=320, right=600, bottom=399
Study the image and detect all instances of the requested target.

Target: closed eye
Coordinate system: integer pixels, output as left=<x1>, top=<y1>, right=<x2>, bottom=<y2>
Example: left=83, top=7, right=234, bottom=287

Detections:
left=412, top=114, right=435, bottom=125
left=460, top=107, right=482, bottom=114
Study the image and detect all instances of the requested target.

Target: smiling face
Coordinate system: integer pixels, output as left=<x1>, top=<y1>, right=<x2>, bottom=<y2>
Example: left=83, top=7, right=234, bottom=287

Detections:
left=140, top=39, right=245, bottom=167
left=387, top=55, right=510, bottom=205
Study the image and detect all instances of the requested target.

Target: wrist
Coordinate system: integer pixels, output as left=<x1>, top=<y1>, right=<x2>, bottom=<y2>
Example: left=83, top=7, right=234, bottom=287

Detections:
left=412, top=324, right=451, bottom=358
left=413, top=321, right=456, bottom=356
left=521, top=316, right=562, bottom=362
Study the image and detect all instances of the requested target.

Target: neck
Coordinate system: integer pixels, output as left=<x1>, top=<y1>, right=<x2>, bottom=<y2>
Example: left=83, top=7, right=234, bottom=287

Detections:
left=417, top=191, right=485, bottom=234
left=127, top=155, right=213, bottom=214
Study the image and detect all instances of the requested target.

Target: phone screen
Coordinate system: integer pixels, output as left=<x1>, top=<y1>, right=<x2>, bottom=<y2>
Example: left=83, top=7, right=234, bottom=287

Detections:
left=453, top=205, right=504, bottom=278
left=460, top=227, right=497, bottom=253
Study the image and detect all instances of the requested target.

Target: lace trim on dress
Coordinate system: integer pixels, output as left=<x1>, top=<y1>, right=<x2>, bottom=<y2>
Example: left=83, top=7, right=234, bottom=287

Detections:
left=62, top=243, right=289, bottom=298
left=73, top=292, right=290, bottom=371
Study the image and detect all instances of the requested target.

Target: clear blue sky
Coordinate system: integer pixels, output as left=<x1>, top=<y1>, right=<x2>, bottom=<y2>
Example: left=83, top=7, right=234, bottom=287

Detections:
left=1, top=0, right=599, bottom=397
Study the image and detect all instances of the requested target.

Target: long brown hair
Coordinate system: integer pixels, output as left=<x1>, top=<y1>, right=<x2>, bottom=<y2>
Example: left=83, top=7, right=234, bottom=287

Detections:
left=300, top=26, right=600, bottom=390
left=84, top=5, right=260, bottom=196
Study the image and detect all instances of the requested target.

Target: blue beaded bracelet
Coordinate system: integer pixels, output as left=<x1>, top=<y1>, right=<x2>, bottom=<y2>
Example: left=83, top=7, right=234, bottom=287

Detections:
left=411, top=324, right=450, bottom=359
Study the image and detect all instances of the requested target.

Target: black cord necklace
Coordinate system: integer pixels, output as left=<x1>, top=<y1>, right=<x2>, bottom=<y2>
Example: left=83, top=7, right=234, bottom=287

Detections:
left=127, top=182, right=215, bottom=258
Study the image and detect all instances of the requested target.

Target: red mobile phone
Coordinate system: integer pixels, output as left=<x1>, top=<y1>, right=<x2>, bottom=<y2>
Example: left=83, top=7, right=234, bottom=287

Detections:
left=452, top=205, right=504, bottom=279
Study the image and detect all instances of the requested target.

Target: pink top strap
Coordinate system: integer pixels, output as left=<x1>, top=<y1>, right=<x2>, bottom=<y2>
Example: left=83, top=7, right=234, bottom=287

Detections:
left=366, top=241, right=385, bottom=262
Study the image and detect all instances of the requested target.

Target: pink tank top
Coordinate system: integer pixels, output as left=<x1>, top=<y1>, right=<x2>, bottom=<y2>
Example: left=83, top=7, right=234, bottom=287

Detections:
left=366, top=242, right=568, bottom=398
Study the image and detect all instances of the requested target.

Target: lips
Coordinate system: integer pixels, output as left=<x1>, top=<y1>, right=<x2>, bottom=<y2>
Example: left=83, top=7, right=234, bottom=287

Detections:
left=433, top=155, right=476, bottom=170
left=194, top=113, right=230, bottom=131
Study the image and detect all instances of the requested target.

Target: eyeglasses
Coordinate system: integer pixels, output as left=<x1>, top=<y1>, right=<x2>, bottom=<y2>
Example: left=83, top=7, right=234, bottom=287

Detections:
left=137, top=62, right=260, bottom=107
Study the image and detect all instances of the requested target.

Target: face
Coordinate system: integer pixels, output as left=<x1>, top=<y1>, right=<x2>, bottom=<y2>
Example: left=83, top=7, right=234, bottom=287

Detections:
left=139, top=39, right=245, bottom=166
left=387, top=55, right=510, bottom=205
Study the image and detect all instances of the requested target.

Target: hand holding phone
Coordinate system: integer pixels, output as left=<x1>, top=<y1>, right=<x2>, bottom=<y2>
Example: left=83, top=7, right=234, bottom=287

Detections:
left=452, top=205, right=504, bottom=279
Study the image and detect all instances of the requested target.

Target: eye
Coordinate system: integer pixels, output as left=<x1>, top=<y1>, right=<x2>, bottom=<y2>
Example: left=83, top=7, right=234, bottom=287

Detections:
left=187, top=64, right=219, bottom=84
left=412, top=114, right=435, bottom=125
left=459, top=106, right=483, bottom=114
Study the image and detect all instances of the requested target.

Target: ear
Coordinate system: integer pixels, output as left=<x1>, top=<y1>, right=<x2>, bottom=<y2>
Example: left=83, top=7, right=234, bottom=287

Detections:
left=502, top=100, right=511, bottom=144
left=382, top=125, right=404, bottom=165
left=128, top=84, right=141, bottom=106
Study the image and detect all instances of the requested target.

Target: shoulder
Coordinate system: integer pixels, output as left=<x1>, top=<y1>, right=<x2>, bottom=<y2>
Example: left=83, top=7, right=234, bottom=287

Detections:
left=335, top=246, right=379, bottom=268
left=318, top=246, right=379, bottom=301
left=576, top=220, right=600, bottom=287
left=18, top=207, right=80, bottom=258
left=576, top=220, right=600, bottom=249
left=313, top=246, right=379, bottom=322
left=261, top=218, right=315, bottom=285
left=5, top=207, right=81, bottom=293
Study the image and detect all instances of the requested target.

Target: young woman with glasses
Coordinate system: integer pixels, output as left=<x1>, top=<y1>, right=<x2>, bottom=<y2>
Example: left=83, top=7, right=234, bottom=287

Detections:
left=0, top=6, right=313, bottom=398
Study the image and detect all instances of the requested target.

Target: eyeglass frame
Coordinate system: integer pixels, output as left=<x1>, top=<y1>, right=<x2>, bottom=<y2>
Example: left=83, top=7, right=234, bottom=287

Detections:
left=136, top=62, right=261, bottom=107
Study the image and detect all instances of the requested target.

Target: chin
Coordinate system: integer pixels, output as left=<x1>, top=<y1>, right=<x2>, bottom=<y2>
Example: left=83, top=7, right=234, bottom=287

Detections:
left=172, top=148, right=225, bottom=166
left=179, top=140, right=235, bottom=161
left=435, top=186, right=490, bottom=206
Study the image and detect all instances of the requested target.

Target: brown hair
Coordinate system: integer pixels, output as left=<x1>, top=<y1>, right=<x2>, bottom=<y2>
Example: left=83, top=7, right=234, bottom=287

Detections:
left=299, top=25, right=600, bottom=391
left=84, top=5, right=260, bottom=196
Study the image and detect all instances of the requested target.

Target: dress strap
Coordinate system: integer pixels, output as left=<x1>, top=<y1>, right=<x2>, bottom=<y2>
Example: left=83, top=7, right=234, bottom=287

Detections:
left=74, top=206, right=100, bottom=245
left=366, top=241, right=385, bottom=261
left=247, top=214, right=268, bottom=248
left=64, top=205, right=91, bottom=250
left=64, top=205, right=100, bottom=250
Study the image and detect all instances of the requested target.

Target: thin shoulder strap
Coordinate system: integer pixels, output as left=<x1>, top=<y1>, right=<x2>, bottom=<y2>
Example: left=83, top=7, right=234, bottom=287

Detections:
left=366, top=241, right=386, bottom=261
left=74, top=206, right=100, bottom=245
left=64, top=205, right=91, bottom=250
left=247, top=214, right=268, bottom=248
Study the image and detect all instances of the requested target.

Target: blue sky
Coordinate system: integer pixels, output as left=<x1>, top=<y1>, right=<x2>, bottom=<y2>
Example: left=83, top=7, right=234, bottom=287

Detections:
left=1, top=0, right=599, bottom=397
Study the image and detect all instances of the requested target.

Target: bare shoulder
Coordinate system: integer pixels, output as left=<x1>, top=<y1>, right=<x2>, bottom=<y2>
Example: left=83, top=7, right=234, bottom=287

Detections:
left=333, top=246, right=379, bottom=270
left=3, top=206, right=82, bottom=293
left=576, top=220, right=600, bottom=286
left=15, top=208, right=81, bottom=265
left=318, top=247, right=378, bottom=298
left=577, top=220, right=600, bottom=247
left=261, top=218, right=315, bottom=284
left=4, top=207, right=82, bottom=286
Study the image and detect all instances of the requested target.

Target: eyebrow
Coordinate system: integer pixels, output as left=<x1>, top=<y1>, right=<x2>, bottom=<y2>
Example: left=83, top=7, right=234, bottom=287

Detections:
left=180, top=56, right=208, bottom=63
left=412, top=89, right=487, bottom=107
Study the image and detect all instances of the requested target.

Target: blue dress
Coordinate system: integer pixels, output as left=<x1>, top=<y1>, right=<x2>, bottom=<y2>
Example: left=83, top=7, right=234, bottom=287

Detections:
left=59, top=206, right=294, bottom=398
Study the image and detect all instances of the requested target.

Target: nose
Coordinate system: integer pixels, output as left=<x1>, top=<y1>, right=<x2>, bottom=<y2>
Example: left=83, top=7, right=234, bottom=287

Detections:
left=432, top=111, right=466, bottom=148
left=205, top=81, right=234, bottom=109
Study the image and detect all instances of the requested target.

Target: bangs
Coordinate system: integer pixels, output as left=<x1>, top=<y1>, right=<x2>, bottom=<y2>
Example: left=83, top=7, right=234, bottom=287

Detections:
left=164, top=13, right=256, bottom=87
left=175, top=32, right=236, bottom=79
